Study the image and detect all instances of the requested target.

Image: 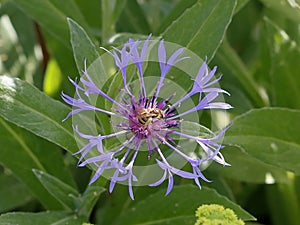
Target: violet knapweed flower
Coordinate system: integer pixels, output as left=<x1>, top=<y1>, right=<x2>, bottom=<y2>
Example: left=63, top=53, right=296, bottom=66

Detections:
left=62, top=35, right=232, bottom=200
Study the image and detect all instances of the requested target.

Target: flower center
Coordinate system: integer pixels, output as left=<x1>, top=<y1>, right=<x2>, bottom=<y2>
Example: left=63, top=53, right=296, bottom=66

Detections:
left=137, top=107, right=164, bottom=126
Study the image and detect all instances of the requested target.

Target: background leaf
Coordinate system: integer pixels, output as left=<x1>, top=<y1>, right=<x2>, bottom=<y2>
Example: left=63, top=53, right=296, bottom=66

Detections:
left=225, top=108, right=300, bottom=175
left=0, top=211, right=87, bottom=225
left=12, top=0, right=70, bottom=48
left=157, top=0, right=197, bottom=34
left=113, top=185, right=255, bottom=225
left=33, top=169, right=79, bottom=210
left=0, top=3, right=43, bottom=88
left=0, top=118, right=75, bottom=209
left=260, top=0, right=300, bottom=23
left=214, top=38, right=267, bottom=109
left=10, top=0, right=89, bottom=97
left=161, top=0, right=237, bottom=60
left=101, top=0, right=127, bottom=43
left=117, top=0, right=150, bottom=34
left=0, top=75, right=78, bottom=152
left=12, top=0, right=91, bottom=48
left=68, top=16, right=109, bottom=90
left=263, top=18, right=300, bottom=108
left=210, top=145, right=289, bottom=184
left=77, top=186, right=106, bottom=218
left=0, top=173, right=33, bottom=213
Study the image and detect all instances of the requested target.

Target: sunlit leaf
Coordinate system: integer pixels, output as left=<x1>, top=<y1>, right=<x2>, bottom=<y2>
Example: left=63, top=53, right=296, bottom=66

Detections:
left=0, top=4, right=42, bottom=87
left=0, top=76, right=78, bottom=152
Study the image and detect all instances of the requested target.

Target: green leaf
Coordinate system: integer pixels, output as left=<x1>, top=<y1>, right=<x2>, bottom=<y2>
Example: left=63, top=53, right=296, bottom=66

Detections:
left=157, top=0, right=197, bottom=34
left=109, top=33, right=153, bottom=45
left=225, top=108, right=300, bottom=175
left=12, top=0, right=70, bottom=48
left=0, top=4, right=43, bottom=87
left=117, top=0, right=151, bottom=34
left=266, top=179, right=300, bottom=225
left=49, top=0, right=90, bottom=31
left=42, top=30, right=79, bottom=97
left=0, top=119, right=73, bottom=209
left=135, top=0, right=175, bottom=33
left=102, top=0, right=127, bottom=43
left=73, top=0, right=102, bottom=34
left=0, top=75, right=78, bottom=152
left=245, top=223, right=265, bottom=225
left=161, top=0, right=237, bottom=61
left=0, top=173, right=33, bottom=213
left=113, top=185, right=255, bottom=225
left=235, top=0, right=250, bottom=13
left=33, top=170, right=79, bottom=210
left=261, top=0, right=300, bottom=23
left=77, top=186, right=106, bottom=218
left=159, top=0, right=247, bottom=35
left=264, top=18, right=300, bottom=108
left=12, top=0, right=91, bottom=48
left=68, top=18, right=104, bottom=80
left=213, top=38, right=266, bottom=108
left=0, top=211, right=87, bottom=225
left=68, top=17, right=111, bottom=136
left=210, top=145, right=289, bottom=184
left=32, top=169, right=104, bottom=218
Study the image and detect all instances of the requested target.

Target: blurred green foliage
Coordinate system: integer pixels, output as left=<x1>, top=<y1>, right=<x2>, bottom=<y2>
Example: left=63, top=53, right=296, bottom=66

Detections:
left=0, top=0, right=300, bottom=224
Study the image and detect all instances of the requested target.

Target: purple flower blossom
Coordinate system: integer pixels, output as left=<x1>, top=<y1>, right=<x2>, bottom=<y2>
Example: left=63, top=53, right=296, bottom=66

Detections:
left=63, top=35, right=232, bottom=200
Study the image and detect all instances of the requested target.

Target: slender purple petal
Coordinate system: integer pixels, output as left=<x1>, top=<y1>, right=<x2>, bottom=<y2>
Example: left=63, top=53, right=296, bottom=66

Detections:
left=166, top=172, right=174, bottom=196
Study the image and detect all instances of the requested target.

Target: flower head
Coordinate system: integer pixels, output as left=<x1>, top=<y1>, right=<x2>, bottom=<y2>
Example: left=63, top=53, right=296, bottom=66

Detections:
left=195, top=204, right=245, bottom=225
left=63, top=35, right=232, bottom=200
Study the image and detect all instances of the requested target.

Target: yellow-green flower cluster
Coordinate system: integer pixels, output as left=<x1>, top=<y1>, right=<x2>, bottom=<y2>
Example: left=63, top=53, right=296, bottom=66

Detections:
left=195, top=204, right=244, bottom=225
